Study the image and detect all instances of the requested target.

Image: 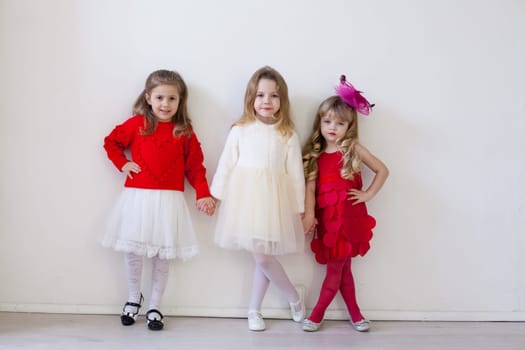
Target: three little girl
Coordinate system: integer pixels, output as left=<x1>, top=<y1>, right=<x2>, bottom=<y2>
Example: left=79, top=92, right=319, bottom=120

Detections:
left=102, top=68, right=387, bottom=333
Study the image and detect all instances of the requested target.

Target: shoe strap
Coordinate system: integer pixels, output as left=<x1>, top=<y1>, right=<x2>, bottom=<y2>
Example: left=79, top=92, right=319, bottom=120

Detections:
left=146, top=309, right=164, bottom=321
left=124, top=293, right=144, bottom=308
left=124, top=301, right=141, bottom=308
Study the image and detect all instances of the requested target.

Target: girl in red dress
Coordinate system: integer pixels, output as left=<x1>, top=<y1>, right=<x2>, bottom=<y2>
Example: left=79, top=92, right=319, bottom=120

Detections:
left=301, top=76, right=389, bottom=332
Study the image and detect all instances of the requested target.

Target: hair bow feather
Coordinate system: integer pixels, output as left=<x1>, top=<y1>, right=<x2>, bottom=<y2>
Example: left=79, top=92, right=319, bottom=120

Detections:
left=335, top=75, right=373, bottom=115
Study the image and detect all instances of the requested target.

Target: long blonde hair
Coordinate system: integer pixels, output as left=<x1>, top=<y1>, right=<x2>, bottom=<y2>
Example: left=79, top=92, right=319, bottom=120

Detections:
left=303, top=96, right=360, bottom=182
left=133, top=69, right=192, bottom=137
left=234, top=66, right=294, bottom=139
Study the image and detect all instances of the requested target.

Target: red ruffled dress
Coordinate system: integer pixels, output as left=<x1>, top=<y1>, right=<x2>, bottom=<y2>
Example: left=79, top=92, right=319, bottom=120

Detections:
left=310, top=151, right=376, bottom=264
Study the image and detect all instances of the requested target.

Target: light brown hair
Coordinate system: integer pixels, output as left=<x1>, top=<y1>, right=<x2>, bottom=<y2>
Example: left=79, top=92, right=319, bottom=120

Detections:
left=303, top=96, right=360, bottom=182
left=234, top=66, right=294, bottom=139
left=133, top=69, right=192, bottom=136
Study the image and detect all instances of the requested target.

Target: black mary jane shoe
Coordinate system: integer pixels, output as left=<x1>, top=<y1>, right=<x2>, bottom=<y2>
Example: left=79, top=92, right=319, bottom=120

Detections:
left=120, top=294, right=144, bottom=326
left=146, top=309, right=164, bottom=331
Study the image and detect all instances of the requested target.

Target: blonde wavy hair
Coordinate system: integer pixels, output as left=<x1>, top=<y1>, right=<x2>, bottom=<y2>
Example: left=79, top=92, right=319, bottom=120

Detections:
left=133, top=69, right=192, bottom=137
left=233, top=66, right=294, bottom=139
left=303, top=95, right=361, bottom=182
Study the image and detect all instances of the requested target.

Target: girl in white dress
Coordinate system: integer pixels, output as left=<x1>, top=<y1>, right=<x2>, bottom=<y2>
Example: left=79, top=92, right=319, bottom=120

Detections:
left=211, top=66, right=306, bottom=331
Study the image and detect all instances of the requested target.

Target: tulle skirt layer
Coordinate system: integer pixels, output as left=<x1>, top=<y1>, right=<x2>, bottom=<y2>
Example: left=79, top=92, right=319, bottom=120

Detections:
left=214, top=167, right=304, bottom=255
left=101, top=188, right=198, bottom=260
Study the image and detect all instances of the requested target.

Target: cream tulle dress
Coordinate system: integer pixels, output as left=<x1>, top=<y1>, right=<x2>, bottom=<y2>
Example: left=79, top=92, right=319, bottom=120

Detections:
left=210, top=120, right=305, bottom=255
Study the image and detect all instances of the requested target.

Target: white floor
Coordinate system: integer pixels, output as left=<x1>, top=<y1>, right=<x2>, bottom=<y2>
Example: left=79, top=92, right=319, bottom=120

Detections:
left=1, top=312, right=525, bottom=350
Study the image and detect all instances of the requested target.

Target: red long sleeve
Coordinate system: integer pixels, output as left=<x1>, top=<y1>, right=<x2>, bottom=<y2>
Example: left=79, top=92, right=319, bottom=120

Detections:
left=103, top=115, right=211, bottom=199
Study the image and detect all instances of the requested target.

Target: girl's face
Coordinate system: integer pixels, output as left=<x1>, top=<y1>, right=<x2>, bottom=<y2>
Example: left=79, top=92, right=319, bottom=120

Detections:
left=253, top=78, right=280, bottom=120
left=146, top=84, right=180, bottom=122
left=320, top=112, right=350, bottom=146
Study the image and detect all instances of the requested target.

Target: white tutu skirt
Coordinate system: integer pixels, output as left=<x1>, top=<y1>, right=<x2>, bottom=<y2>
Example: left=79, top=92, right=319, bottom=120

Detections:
left=214, top=167, right=305, bottom=255
left=101, top=188, right=198, bottom=260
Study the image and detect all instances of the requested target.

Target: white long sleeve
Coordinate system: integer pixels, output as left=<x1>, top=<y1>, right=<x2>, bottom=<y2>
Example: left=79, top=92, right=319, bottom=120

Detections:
left=285, top=132, right=305, bottom=213
left=210, top=126, right=240, bottom=200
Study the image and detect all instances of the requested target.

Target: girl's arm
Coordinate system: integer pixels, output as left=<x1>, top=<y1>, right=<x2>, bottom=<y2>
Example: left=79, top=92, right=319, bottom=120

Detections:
left=184, top=132, right=212, bottom=200
left=103, top=116, right=141, bottom=171
left=302, top=180, right=317, bottom=234
left=184, top=132, right=216, bottom=215
left=210, top=126, right=241, bottom=201
left=285, top=132, right=306, bottom=213
left=348, top=143, right=389, bottom=204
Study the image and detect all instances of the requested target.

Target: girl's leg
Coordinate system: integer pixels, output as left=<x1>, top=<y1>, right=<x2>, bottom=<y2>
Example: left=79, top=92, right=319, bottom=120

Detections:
left=307, top=259, right=346, bottom=323
left=247, top=253, right=301, bottom=331
left=252, top=253, right=299, bottom=303
left=248, top=265, right=270, bottom=331
left=145, top=256, right=169, bottom=330
left=124, top=253, right=144, bottom=313
left=340, top=258, right=365, bottom=323
left=249, top=265, right=270, bottom=312
left=148, top=256, right=169, bottom=312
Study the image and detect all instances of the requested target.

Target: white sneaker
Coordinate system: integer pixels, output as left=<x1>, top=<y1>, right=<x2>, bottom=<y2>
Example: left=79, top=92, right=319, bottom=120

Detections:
left=289, top=285, right=305, bottom=322
left=248, top=310, right=265, bottom=331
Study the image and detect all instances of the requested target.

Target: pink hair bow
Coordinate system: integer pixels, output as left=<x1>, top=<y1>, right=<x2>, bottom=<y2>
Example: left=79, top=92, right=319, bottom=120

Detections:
left=335, top=75, right=374, bottom=115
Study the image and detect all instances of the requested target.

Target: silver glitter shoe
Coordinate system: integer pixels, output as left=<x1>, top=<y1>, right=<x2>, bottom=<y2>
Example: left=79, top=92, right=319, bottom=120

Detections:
left=351, top=319, right=370, bottom=332
left=302, top=319, right=322, bottom=332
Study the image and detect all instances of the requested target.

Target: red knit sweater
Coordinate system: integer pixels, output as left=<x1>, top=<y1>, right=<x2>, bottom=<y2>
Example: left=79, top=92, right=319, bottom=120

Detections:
left=103, top=115, right=211, bottom=199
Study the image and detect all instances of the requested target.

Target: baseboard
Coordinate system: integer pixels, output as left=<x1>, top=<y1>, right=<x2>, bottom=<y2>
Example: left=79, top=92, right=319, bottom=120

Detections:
left=2, top=303, right=525, bottom=321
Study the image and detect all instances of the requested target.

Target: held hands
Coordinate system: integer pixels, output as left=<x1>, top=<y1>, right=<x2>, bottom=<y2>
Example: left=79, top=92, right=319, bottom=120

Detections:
left=196, top=197, right=216, bottom=216
left=122, top=161, right=141, bottom=179
left=347, top=189, right=373, bottom=205
left=301, top=214, right=317, bottom=235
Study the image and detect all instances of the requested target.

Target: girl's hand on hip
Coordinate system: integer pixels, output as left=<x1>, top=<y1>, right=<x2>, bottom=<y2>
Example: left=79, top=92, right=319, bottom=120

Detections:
left=122, top=162, right=141, bottom=179
left=347, top=189, right=372, bottom=205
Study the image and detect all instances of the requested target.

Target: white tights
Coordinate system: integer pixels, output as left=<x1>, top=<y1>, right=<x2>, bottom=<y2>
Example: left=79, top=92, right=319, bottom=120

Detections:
left=249, top=253, right=299, bottom=311
left=124, top=253, right=169, bottom=313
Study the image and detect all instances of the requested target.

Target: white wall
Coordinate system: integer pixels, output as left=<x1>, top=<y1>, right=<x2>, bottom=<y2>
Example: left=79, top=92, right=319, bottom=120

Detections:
left=1, top=0, right=524, bottom=321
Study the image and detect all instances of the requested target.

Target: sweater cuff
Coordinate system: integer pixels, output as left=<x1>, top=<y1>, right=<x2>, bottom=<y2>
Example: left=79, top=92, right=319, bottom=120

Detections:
left=195, top=185, right=212, bottom=200
left=115, top=158, right=129, bottom=172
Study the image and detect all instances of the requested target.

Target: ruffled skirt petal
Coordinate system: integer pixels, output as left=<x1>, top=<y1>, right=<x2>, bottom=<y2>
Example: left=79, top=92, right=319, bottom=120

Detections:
left=311, top=186, right=375, bottom=264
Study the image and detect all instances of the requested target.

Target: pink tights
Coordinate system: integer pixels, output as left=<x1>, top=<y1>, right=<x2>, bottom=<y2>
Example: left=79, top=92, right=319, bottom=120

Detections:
left=308, top=257, right=364, bottom=323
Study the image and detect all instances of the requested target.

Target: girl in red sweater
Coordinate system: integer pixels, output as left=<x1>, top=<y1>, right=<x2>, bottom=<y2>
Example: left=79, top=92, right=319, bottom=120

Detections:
left=301, top=76, right=388, bottom=332
left=102, top=70, right=215, bottom=331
